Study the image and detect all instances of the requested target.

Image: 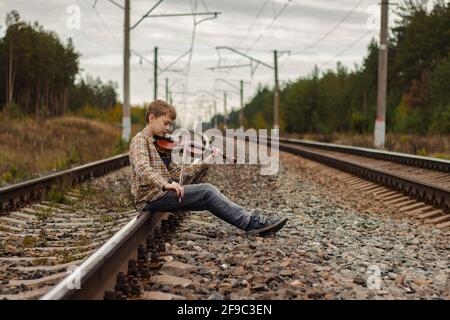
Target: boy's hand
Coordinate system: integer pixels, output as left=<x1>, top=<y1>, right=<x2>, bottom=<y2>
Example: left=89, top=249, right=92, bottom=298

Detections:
left=211, top=147, right=220, bottom=157
left=205, top=147, right=220, bottom=163
left=164, top=182, right=184, bottom=198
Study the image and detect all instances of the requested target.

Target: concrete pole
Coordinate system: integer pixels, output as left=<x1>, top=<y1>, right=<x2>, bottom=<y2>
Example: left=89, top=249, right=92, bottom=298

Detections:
left=273, top=50, right=280, bottom=130
left=154, top=46, right=158, bottom=100
left=374, top=0, right=389, bottom=148
left=165, top=78, right=169, bottom=102
left=239, top=79, right=244, bottom=129
left=223, top=92, right=227, bottom=130
left=122, top=0, right=131, bottom=141
left=213, top=100, right=217, bottom=128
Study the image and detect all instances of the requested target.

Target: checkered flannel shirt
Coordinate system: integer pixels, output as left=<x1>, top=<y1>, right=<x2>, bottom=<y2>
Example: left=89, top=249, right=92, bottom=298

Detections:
left=129, top=127, right=209, bottom=212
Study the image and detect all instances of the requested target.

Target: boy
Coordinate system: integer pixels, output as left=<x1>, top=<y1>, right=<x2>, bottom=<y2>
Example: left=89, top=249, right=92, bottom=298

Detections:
left=129, top=100, right=288, bottom=236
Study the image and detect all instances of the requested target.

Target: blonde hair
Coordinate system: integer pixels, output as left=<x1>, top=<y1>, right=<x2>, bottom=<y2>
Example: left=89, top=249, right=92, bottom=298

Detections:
left=145, top=100, right=176, bottom=123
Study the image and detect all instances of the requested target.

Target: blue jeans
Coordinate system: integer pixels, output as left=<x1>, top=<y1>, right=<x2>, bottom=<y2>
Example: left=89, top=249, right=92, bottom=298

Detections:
left=143, top=183, right=252, bottom=230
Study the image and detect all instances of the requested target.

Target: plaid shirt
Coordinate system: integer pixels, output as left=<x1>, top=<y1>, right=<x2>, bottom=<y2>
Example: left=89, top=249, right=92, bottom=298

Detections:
left=129, top=127, right=209, bottom=212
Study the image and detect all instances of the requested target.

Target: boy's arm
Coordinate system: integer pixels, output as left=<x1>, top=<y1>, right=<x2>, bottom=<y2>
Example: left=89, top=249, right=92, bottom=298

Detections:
left=129, top=134, right=169, bottom=190
left=167, top=160, right=209, bottom=181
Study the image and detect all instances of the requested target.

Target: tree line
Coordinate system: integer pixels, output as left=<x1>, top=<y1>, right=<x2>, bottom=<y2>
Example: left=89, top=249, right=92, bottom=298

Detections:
left=0, top=11, right=118, bottom=118
left=225, top=0, right=450, bottom=135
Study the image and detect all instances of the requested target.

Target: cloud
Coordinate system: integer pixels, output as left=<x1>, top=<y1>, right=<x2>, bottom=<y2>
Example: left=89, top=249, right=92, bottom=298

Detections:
left=1, top=0, right=383, bottom=122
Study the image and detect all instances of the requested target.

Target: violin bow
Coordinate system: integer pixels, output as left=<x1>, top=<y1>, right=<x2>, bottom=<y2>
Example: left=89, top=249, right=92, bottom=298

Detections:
left=178, top=133, right=190, bottom=202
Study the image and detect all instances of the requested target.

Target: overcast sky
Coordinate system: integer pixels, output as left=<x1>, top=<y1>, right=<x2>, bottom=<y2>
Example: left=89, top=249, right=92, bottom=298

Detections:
left=0, top=0, right=403, bottom=126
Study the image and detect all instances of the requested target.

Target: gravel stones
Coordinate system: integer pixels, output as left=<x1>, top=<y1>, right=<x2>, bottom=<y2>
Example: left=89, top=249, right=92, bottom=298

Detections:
left=141, top=152, right=449, bottom=300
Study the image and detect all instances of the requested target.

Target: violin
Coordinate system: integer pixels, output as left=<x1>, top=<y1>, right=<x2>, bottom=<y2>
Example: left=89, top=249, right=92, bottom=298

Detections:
left=153, top=134, right=236, bottom=163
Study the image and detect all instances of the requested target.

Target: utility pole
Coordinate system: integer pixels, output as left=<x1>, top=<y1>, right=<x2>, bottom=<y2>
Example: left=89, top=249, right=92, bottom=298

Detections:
left=239, top=80, right=244, bottom=129
left=374, top=0, right=389, bottom=148
left=109, top=0, right=220, bottom=141
left=197, top=90, right=220, bottom=128
left=154, top=46, right=158, bottom=100
left=7, top=42, right=13, bottom=106
left=223, top=92, right=227, bottom=129
left=213, top=100, right=217, bottom=128
left=215, top=78, right=248, bottom=129
left=208, top=104, right=213, bottom=127
left=273, top=50, right=280, bottom=129
left=165, top=78, right=169, bottom=102
left=211, top=47, right=288, bottom=130
left=122, top=0, right=131, bottom=141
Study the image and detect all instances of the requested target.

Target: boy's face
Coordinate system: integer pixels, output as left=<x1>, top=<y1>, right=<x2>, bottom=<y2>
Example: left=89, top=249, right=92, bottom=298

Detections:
left=148, top=114, right=173, bottom=136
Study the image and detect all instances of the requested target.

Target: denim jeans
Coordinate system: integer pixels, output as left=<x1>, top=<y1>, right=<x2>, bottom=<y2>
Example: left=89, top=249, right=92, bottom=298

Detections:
left=143, top=183, right=252, bottom=230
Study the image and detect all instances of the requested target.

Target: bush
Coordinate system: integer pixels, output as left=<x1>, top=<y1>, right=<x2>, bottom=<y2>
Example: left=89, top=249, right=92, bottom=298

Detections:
left=429, top=104, right=450, bottom=134
left=1, top=102, right=25, bottom=119
left=114, top=138, right=130, bottom=155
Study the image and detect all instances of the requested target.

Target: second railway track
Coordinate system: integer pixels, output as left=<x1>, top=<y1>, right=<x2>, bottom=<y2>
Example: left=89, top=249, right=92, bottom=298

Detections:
left=275, top=138, right=449, bottom=227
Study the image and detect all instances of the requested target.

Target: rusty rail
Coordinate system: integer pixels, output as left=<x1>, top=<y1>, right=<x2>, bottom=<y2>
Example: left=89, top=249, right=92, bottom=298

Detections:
left=0, top=154, right=129, bottom=213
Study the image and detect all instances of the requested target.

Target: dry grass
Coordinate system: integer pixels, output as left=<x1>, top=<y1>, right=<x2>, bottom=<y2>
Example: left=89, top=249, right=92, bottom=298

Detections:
left=0, top=115, right=142, bottom=186
left=284, top=133, right=450, bottom=159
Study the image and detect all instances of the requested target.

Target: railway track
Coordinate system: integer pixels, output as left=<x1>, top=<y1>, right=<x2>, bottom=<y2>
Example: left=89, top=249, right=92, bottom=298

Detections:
left=0, top=167, right=137, bottom=299
left=275, top=138, right=449, bottom=227
left=0, top=154, right=130, bottom=213
left=0, top=134, right=448, bottom=299
left=40, top=170, right=208, bottom=300
left=0, top=164, right=207, bottom=300
left=0, top=134, right=208, bottom=300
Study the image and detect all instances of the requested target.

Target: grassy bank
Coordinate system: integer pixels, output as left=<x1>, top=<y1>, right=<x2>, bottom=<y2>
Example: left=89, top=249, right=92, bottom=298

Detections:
left=284, top=133, right=450, bottom=159
left=0, top=115, right=139, bottom=187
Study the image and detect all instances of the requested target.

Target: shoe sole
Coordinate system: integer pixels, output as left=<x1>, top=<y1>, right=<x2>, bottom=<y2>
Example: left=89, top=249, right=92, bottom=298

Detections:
left=246, top=217, right=288, bottom=236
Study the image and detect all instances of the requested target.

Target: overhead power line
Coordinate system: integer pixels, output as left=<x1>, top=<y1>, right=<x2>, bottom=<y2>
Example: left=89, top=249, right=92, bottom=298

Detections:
left=77, top=0, right=121, bottom=49
left=131, top=0, right=164, bottom=30
left=218, top=0, right=291, bottom=79
left=107, top=0, right=124, bottom=10
left=234, top=0, right=269, bottom=50
left=293, top=0, right=367, bottom=55
left=245, top=0, right=292, bottom=52
left=322, top=26, right=377, bottom=66
left=89, top=0, right=122, bottom=46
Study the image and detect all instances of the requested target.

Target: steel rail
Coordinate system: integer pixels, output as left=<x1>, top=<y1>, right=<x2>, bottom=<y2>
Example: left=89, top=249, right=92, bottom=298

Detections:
left=229, top=135, right=449, bottom=210
left=0, top=154, right=129, bottom=213
left=279, top=138, right=449, bottom=173
left=277, top=142, right=449, bottom=210
left=40, top=133, right=207, bottom=300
